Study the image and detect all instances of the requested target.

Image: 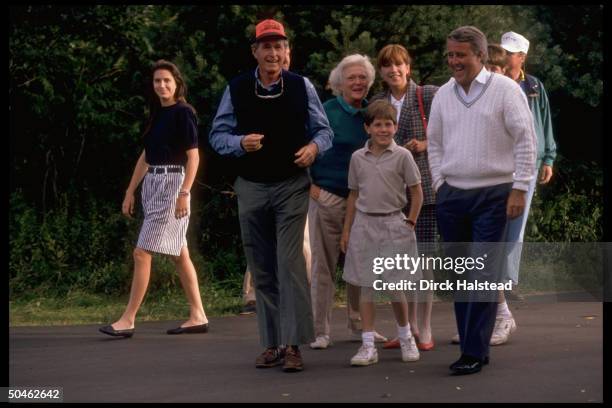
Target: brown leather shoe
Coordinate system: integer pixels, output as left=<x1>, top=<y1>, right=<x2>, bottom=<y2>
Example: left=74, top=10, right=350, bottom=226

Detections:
left=282, top=346, right=304, bottom=372
left=255, top=347, right=283, bottom=368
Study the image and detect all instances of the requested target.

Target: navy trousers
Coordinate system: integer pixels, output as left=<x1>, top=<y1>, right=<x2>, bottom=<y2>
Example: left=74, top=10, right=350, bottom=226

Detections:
left=436, top=182, right=512, bottom=360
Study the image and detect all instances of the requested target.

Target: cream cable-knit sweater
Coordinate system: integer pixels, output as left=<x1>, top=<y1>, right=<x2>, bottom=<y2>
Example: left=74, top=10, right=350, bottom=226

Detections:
left=428, top=72, right=537, bottom=192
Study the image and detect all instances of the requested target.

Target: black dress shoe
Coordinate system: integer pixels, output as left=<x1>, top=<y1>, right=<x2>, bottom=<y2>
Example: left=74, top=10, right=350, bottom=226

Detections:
left=449, top=354, right=489, bottom=370
left=449, top=354, right=488, bottom=375
left=99, top=325, right=134, bottom=338
left=166, top=323, right=209, bottom=335
left=239, top=301, right=256, bottom=315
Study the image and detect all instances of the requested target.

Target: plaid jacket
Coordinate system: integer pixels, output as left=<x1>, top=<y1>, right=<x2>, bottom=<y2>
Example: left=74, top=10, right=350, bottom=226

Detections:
left=372, top=80, right=439, bottom=205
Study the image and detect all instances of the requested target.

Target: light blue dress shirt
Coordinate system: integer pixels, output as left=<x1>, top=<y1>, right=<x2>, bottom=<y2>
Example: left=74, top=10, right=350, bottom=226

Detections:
left=209, top=68, right=333, bottom=157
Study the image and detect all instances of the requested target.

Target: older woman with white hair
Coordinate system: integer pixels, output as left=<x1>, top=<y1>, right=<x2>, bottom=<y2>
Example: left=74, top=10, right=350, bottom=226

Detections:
left=308, top=54, right=388, bottom=349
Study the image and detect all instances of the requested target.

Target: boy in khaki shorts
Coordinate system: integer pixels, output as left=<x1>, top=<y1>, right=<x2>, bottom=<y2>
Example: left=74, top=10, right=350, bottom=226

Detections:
left=340, top=100, right=424, bottom=366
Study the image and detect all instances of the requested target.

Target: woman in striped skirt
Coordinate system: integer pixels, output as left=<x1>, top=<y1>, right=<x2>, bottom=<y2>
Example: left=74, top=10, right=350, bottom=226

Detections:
left=99, top=60, right=208, bottom=338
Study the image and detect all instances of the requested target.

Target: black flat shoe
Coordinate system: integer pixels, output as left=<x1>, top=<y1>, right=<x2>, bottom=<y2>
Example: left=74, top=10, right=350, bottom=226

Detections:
left=99, top=325, right=134, bottom=338
left=166, top=323, right=209, bottom=335
left=449, top=355, right=488, bottom=375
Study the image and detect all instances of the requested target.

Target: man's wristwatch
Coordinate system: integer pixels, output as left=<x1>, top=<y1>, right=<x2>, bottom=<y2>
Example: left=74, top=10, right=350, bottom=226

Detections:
left=406, top=219, right=416, bottom=227
left=178, top=190, right=190, bottom=197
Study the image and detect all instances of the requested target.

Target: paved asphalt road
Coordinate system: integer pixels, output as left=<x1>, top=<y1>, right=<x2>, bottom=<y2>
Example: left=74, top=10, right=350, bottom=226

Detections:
left=9, top=299, right=602, bottom=403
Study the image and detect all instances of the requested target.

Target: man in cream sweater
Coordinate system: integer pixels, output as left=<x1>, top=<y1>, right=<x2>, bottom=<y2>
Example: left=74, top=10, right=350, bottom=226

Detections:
left=428, top=26, right=536, bottom=375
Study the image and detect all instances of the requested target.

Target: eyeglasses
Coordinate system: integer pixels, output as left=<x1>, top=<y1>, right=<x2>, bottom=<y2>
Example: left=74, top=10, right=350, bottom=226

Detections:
left=254, top=74, right=284, bottom=99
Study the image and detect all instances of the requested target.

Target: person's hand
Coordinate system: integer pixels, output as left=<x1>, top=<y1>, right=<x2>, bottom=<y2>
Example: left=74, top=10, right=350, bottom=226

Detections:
left=122, top=192, right=135, bottom=218
left=241, top=134, right=264, bottom=152
left=415, top=139, right=427, bottom=153
left=340, top=229, right=350, bottom=253
left=539, top=164, right=553, bottom=184
left=175, top=196, right=190, bottom=219
left=404, top=139, right=427, bottom=153
left=310, top=184, right=321, bottom=200
left=506, top=189, right=526, bottom=219
left=294, top=142, right=319, bottom=168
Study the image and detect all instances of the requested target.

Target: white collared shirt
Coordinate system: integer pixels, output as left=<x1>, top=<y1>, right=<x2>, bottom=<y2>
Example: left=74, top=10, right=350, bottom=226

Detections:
left=389, top=93, right=405, bottom=124
left=456, top=66, right=491, bottom=104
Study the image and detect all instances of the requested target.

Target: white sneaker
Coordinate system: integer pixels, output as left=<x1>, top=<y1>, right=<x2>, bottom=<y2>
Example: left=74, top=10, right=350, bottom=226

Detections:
left=399, top=336, right=420, bottom=362
left=451, top=333, right=460, bottom=344
left=350, top=330, right=388, bottom=343
left=310, top=335, right=331, bottom=349
left=490, top=316, right=517, bottom=346
left=350, top=344, right=378, bottom=366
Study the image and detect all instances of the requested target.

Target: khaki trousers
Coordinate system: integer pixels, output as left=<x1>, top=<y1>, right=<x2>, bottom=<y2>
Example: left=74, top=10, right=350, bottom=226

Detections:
left=308, top=189, right=361, bottom=337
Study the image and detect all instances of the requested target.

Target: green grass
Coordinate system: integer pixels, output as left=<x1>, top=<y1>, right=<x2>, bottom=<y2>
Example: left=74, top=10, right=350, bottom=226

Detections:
left=9, top=285, right=245, bottom=327
left=9, top=291, right=353, bottom=327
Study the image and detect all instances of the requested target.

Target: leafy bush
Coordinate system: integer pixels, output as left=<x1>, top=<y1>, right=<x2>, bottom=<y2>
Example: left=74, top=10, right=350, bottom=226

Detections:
left=9, top=189, right=246, bottom=299
left=9, top=191, right=137, bottom=296
left=195, top=184, right=246, bottom=290
left=525, top=157, right=603, bottom=242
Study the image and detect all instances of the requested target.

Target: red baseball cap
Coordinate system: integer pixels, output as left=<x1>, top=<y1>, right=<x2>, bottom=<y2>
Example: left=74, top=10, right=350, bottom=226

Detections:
left=254, top=19, right=287, bottom=42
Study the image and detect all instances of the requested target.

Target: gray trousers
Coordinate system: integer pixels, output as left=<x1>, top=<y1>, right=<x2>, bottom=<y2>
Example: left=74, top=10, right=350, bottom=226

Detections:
left=308, top=189, right=362, bottom=337
left=242, top=217, right=312, bottom=304
left=234, top=172, right=314, bottom=347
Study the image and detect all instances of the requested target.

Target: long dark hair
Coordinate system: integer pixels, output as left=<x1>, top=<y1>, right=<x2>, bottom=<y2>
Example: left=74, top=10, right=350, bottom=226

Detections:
left=143, top=59, right=197, bottom=137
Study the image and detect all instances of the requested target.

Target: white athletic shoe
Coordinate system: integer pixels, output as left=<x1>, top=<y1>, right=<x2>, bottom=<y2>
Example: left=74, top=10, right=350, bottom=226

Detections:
left=310, top=335, right=331, bottom=349
left=350, top=344, right=379, bottom=366
left=451, top=333, right=460, bottom=344
left=399, top=336, right=420, bottom=362
left=490, top=316, right=517, bottom=346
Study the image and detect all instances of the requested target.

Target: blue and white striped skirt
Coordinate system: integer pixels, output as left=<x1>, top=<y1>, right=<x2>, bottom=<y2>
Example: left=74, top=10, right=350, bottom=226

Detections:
left=136, top=166, right=188, bottom=256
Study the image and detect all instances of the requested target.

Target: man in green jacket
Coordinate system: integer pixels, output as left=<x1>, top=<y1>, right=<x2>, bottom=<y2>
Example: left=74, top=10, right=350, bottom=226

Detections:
left=490, top=31, right=558, bottom=345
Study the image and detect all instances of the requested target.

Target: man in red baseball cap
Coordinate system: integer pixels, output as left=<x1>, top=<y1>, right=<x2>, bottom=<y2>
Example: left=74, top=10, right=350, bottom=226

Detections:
left=210, top=18, right=333, bottom=373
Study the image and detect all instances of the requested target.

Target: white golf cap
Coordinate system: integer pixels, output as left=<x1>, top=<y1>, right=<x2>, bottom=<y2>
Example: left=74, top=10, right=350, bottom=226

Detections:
left=501, top=31, right=530, bottom=54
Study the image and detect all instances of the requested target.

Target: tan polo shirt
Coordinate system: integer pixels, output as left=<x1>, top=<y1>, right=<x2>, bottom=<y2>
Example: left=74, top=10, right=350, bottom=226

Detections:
left=348, top=139, right=421, bottom=213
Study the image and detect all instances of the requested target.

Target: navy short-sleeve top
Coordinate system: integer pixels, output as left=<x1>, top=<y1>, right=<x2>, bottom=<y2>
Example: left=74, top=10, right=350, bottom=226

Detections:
left=144, top=102, right=198, bottom=166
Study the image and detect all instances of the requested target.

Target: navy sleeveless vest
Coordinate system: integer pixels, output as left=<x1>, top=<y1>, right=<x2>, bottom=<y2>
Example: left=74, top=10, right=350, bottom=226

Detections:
left=229, top=69, right=309, bottom=182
